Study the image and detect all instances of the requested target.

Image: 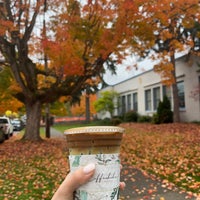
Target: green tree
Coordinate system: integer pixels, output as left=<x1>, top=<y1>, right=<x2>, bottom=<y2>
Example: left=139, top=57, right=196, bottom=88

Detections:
left=94, top=91, right=119, bottom=118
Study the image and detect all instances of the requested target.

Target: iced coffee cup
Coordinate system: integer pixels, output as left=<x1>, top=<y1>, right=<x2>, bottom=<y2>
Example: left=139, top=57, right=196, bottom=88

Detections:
left=64, top=126, right=125, bottom=200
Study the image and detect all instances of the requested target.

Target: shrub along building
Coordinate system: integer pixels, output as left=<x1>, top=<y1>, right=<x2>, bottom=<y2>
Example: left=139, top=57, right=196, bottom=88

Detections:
left=97, top=55, right=200, bottom=122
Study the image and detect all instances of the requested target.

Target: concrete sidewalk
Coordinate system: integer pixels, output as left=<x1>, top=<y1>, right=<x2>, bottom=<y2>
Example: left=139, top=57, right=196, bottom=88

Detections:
left=50, top=127, right=198, bottom=200
left=49, top=127, right=65, bottom=138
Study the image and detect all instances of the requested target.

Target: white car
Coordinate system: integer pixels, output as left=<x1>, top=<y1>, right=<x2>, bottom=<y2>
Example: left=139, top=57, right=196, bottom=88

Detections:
left=11, top=119, right=24, bottom=131
left=0, top=117, right=14, bottom=139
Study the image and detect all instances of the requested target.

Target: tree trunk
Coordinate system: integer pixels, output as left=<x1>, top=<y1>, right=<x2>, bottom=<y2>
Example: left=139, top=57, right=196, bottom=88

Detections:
left=45, top=103, right=50, bottom=138
left=22, top=101, right=42, bottom=141
left=172, top=81, right=180, bottom=122
left=85, top=89, right=90, bottom=123
left=171, top=54, right=180, bottom=122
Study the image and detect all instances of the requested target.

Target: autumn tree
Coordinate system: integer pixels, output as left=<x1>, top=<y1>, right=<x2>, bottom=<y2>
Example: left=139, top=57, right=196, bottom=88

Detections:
left=124, top=0, right=200, bottom=122
left=0, top=0, right=137, bottom=141
left=0, top=67, right=23, bottom=115
left=71, top=93, right=97, bottom=118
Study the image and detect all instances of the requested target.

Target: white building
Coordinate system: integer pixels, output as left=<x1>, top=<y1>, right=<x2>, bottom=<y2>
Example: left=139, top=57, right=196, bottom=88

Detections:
left=97, top=55, right=200, bottom=122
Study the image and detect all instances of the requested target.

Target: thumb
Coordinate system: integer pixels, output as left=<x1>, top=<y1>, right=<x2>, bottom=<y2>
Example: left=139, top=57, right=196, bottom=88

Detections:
left=52, top=163, right=95, bottom=200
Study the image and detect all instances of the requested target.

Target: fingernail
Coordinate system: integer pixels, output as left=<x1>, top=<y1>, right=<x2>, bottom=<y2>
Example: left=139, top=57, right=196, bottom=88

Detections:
left=120, top=182, right=126, bottom=190
left=83, top=163, right=95, bottom=174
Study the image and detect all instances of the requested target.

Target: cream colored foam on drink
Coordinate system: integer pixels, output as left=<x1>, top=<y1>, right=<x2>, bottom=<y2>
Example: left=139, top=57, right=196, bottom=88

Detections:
left=64, top=126, right=125, bottom=200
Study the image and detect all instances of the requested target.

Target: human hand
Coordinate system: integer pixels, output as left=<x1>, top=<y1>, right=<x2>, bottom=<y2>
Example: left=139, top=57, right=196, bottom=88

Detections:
left=51, top=163, right=125, bottom=200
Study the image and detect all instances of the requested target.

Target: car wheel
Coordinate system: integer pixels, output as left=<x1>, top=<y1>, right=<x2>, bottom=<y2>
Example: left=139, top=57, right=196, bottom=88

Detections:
left=0, top=130, right=5, bottom=143
left=5, top=133, right=9, bottom=140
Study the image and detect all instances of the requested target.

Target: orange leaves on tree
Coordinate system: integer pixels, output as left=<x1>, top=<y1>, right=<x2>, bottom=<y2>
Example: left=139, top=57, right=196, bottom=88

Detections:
left=154, top=60, right=175, bottom=86
left=170, top=40, right=185, bottom=52
left=85, top=76, right=101, bottom=87
left=0, top=20, right=14, bottom=36
left=160, top=30, right=173, bottom=41
left=58, top=96, right=71, bottom=103
left=98, top=30, right=114, bottom=60
left=71, top=93, right=97, bottom=117
left=133, top=0, right=200, bottom=90
left=0, top=98, right=23, bottom=115
left=42, top=39, right=84, bottom=77
left=0, top=68, right=24, bottom=114
left=44, top=0, right=136, bottom=82
left=0, top=83, right=24, bottom=114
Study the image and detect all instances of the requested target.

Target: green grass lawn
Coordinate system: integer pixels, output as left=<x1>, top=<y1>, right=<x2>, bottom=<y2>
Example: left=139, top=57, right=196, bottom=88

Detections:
left=16, top=121, right=101, bottom=139
left=52, top=121, right=103, bottom=132
left=17, top=127, right=46, bottom=138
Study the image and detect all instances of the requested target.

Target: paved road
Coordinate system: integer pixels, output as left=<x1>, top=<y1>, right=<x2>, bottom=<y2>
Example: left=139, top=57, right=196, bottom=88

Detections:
left=50, top=127, right=197, bottom=200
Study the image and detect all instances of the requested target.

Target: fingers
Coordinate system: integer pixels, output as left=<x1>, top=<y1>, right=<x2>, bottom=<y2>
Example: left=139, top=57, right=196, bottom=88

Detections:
left=120, top=164, right=126, bottom=190
left=119, top=181, right=126, bottom=190
left=52, top=163, right=126, bottom=200
left=69, top=163, right=96, bottom=190
left=52, top=163, right=95, bottom=200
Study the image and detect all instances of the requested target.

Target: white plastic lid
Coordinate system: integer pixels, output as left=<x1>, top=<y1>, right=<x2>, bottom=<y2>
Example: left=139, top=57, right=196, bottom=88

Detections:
left=64, top=126, right=124, bottom=135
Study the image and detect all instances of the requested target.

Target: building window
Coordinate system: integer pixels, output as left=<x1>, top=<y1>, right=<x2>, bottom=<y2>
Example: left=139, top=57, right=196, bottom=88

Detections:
left=177, top=81, right=185, bottom=109
left=121, top=95, right=126, bottom=115
left=145, top=89, right=151, bottom=111
left=163, top=85, right=172, bottom=103
left=117, top=96, right=122, bottom=116
left=127, top=94, right=131, bottom=111
left=133, top=92, right=138, bottom=111
left=153, top=87, right=160, bottom=110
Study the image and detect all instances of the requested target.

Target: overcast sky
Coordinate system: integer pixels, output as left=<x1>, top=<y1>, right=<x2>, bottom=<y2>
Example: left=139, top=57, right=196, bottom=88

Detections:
left=103, top=56, right=154, bottom=85
left=104, top=50, right=189, bottom=85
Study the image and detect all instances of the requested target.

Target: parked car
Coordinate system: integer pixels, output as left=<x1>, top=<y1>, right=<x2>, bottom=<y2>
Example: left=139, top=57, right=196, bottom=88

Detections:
left=0, top=117, right=14, bottom=139
left=21, top=115, right=27, bottom=126
left=11, top=119, right=24, bottom=131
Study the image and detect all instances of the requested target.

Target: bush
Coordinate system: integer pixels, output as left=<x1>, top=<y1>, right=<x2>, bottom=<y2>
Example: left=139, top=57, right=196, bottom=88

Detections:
left=111, top=118, right=122, bottom=126
left=99, top=118, right=112, bottom=125
left=152, top=113, right=160, bottom=124
left=155, top=96, right=173, bottom=124
left=112, top=115, right=124, bottom=121
left=138, top=115, right=152, bottom=123
left=124, top=110, right=139, bottom=122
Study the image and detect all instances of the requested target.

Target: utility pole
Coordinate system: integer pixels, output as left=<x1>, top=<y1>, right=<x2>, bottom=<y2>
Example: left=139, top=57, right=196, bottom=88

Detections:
left=43, top=0, right=50, bottom=138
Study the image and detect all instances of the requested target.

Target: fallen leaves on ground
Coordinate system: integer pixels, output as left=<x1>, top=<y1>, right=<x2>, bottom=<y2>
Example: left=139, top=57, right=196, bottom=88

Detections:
left=0, top=137, right=69, bottom=200
left=120, top=123, right=200, bottom=197
left=0, top=123, right=199, bottom=200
